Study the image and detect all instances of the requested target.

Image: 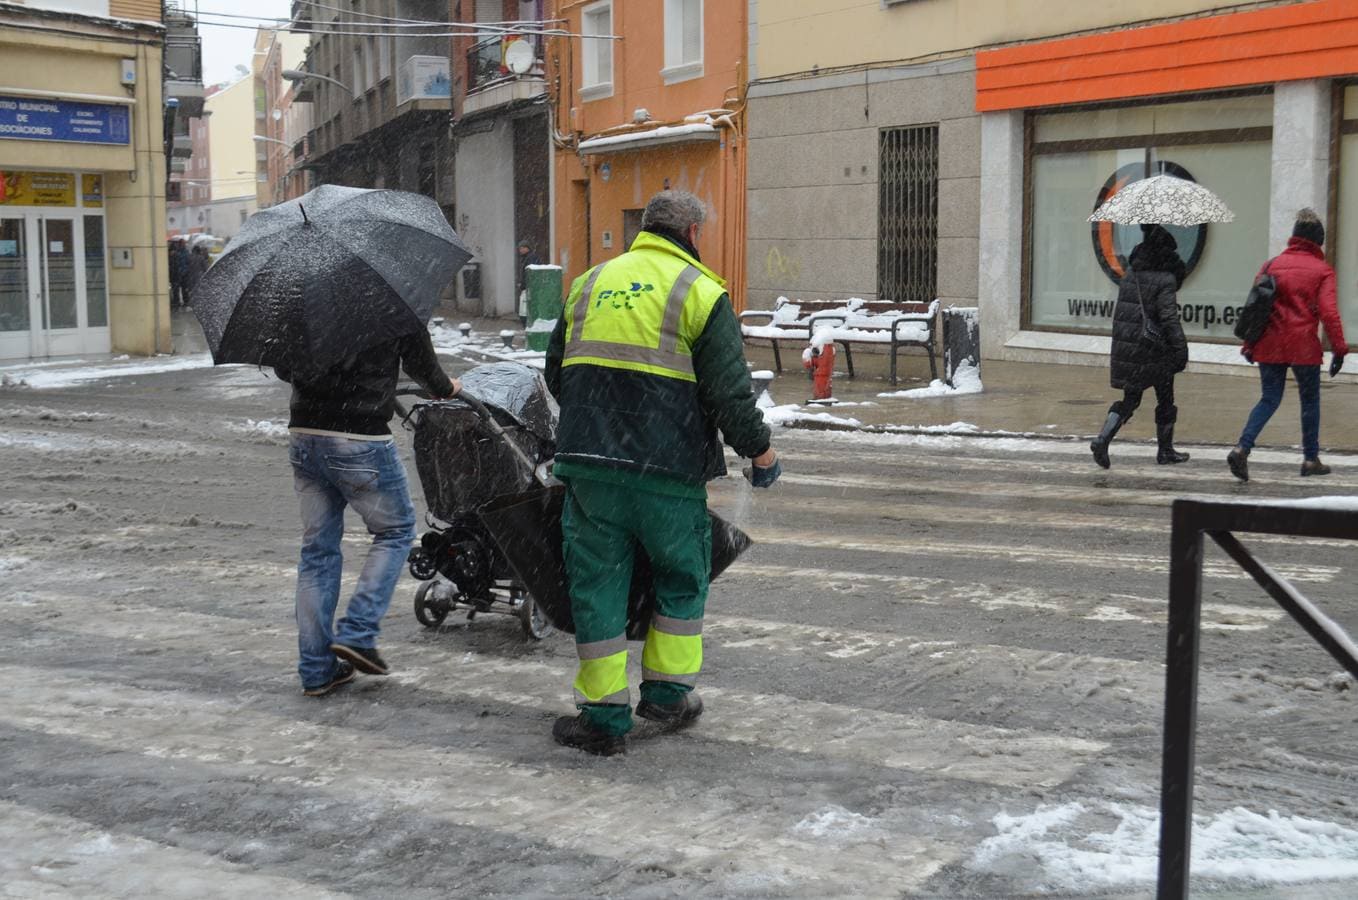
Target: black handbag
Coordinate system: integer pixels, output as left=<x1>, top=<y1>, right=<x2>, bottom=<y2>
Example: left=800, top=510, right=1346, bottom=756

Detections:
left=1130, top=267, right=1167, bottom=352
left=1234, top=260, right=1277, bottom=343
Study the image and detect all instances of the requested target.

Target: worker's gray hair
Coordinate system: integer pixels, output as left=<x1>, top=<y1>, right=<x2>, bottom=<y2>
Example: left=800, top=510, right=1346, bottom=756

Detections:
left=641, top=190, right=706, bottom=235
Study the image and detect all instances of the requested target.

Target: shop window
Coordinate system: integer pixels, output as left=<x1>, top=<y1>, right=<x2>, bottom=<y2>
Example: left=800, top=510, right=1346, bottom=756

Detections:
left=879, top=124, right=938, bottom=305
left=83, top=216, right=107, bottom=328
left=581, top=2, right=613, bottom=99
left=1026, top=93, right=1273, bottom=341
left=1335, top=84, right=1358, bottom=347
left=662, top=0, right=702, bottom=84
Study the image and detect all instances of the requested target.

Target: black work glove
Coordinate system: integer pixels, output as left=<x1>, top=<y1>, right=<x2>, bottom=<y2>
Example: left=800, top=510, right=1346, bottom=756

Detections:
left=742, top=458, right=782, bottom=489
left=1330, top=354, right=1346, bottom=378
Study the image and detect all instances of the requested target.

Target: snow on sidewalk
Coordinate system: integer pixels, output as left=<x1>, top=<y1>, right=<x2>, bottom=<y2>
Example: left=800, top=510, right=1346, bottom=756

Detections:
left=0, top=354, right=215, bottom=390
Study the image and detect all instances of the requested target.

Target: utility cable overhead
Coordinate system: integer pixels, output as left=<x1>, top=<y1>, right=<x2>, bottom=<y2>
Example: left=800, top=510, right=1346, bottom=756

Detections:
left=193, top=10, right=617, bottom=40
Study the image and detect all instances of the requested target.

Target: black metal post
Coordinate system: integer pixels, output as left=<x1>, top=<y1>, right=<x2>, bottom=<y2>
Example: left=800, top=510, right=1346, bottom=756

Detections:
left=1157, top=500, right=1205, bottom=899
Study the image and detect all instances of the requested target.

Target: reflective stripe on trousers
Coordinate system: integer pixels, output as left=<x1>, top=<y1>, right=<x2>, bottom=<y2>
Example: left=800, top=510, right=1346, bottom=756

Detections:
left=640, top=614, right=703, bottom=687
left=573, top=634, right=630, bottom=706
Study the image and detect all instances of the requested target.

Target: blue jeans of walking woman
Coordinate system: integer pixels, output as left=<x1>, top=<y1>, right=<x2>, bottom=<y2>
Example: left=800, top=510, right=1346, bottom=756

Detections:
left=289, top=434, right=416, bottom=690
left=1238, top=364, right=1322, bottom=459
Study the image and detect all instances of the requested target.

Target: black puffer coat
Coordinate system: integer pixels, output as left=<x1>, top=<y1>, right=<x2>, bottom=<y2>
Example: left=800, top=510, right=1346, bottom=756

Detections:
left=1109, top=228, right=1189, bottom=390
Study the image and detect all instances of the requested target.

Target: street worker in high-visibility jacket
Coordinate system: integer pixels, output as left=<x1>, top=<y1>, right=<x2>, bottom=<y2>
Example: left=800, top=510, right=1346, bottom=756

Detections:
left=545, top=189, right=781, bottom=756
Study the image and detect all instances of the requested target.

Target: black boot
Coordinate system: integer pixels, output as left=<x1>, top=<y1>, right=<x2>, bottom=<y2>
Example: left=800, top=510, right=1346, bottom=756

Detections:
left=1155, top=405, right=1190, bottom=465
left=1090, top=407, right=1124, bottom=469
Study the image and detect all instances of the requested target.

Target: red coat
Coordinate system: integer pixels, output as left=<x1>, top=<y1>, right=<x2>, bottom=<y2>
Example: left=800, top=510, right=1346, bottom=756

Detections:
left=1245, top=237, right=1346, bottom=365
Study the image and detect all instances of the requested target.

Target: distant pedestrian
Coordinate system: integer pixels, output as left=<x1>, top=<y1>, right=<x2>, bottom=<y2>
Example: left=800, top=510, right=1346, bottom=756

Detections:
left=1090, top=224, right=1191, bottom=469
left=184, top=245, right=210, bottom=306
left=275, top=333, right=461, bottom=696
left=169, top=240, right=189, bottom=309
left=1227, top=209, right=1347, bottom=481
left=516, top=239, right=540, bottom=326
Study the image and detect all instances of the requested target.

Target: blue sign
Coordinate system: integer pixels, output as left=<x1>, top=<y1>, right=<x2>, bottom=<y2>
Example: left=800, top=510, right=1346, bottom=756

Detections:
left=0, top=95, right=131, bottom=145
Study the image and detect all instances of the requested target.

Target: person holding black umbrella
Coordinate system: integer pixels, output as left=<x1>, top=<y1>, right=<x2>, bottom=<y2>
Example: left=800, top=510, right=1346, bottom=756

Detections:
left=190, top=185, right=474, bottom=696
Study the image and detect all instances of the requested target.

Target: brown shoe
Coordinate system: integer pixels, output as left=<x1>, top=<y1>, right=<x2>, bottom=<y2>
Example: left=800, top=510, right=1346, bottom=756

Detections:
left=1300, top=458, right=1331, bottom=477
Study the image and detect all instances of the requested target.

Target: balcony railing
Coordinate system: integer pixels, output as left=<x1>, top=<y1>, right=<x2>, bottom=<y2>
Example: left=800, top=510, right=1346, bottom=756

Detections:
left=466, top=35, right=540, bottom=93
left=397, top=55, right=452, bottom=106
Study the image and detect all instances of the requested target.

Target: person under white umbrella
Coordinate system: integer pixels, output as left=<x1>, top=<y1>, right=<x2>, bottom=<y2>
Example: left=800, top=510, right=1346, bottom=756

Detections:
left=1086, top=175, right=1234, bottom=469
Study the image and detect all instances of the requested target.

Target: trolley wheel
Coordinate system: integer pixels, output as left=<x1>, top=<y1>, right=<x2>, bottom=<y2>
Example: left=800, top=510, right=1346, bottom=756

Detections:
left=414, top=581, right=450, bottom=628
left=517, top=593, right=553, bottom=641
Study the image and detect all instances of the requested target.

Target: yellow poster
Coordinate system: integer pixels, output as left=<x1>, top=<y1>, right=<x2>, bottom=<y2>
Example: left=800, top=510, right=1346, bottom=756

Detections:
left=0, top=170, right=76, bottom=207
left=82, top=174, right=103, bottom=208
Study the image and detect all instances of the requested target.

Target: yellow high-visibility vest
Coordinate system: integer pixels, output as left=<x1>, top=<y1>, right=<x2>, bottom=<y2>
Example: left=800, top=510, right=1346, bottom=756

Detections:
left=561, top=232, right=727, bottom=383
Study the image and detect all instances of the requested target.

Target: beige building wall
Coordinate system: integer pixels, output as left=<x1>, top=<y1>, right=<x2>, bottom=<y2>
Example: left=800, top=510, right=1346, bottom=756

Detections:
left=0, top=21, right=170, bottom=355
left=205, top=76, right=259, bottom=224
left=754, top=0, right=1293, bottom=78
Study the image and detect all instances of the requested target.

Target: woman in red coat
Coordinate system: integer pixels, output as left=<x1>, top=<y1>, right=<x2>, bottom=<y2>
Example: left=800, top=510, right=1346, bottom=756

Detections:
left=1228, top=209, right=1347, bottom=480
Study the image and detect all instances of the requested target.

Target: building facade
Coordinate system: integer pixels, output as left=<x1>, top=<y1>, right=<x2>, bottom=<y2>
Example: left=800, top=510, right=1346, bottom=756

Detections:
left=747, top=0, right=1358, bottom=374
left=548, top=0, right=748, bottom=305
left=0, top=0, right=192, bottom=361
left=166, top=76, right=258, bottom=243
left=450, top=0, right=550, bottom=317
left=295, top=0, right=453, bottom=209
left=255, top=27, right=312, bottom=208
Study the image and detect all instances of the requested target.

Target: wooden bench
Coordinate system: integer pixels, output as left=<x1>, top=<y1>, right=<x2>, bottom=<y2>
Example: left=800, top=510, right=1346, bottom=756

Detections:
left=739, top=298, right=939, bottom=385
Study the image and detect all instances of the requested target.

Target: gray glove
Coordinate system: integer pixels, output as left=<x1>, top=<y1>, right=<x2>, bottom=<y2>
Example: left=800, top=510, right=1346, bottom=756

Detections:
left=743, top=458, right=782, bottom=489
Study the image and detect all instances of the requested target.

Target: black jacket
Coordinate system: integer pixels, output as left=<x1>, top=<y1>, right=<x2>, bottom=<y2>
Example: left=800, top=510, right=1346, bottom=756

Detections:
left=1109, top=233, right=1188, bottom=391
left=276, top=329, right=454, bottom=436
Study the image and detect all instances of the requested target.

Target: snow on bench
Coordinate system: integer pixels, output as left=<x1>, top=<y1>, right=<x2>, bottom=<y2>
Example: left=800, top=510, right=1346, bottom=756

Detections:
left=740, top=297, right=939, bottom=384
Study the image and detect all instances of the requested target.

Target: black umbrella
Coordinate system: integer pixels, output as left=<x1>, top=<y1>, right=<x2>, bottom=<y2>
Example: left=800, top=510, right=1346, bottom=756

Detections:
left=191, top=184, right=471, bottom=375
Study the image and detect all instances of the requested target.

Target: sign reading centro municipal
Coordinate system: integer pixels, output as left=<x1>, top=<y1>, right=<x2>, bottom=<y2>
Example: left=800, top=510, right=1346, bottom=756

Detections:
left=0, top=95, right=130, bottom=145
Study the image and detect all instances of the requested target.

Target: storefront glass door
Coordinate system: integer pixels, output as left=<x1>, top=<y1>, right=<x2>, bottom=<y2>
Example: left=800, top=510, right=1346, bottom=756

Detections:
left=0, top=209, right=109, bottom=360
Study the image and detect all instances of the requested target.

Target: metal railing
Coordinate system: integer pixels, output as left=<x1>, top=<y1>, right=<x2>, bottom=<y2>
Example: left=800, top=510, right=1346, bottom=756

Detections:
left=1157, top=497, right=1358, bottom=898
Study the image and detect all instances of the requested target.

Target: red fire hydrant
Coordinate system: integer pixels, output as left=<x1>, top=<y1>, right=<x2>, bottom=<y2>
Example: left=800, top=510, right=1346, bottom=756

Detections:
left=803, top=341, right=835, bottom=400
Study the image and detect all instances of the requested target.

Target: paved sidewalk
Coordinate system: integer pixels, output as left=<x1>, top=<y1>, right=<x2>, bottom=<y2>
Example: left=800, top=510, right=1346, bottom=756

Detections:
left=743, top=342, right=1358, bottom=454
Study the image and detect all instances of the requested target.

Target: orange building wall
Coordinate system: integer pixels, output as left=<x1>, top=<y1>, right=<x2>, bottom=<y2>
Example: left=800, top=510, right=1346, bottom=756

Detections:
left=548, top=0, right=749, bottom=308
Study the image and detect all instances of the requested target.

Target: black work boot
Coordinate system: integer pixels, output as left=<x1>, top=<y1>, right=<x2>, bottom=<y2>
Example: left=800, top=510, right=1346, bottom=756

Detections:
left=636, top=692, right=704, bottom=726
left=553, top=713, right=626, bottom=756
left=1300, top=458, right=1331, bottom=477
left=1090, top=407, right=1124, bottom=469
left=1227, top=447, right=1249, bottom=482
left=1155, top=406, right=1190, bottom=465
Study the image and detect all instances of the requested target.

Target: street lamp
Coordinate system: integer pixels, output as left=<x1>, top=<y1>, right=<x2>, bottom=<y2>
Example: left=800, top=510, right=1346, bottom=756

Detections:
left=253, top=135, right=292, bottom=148
left=282, top=68, right=356, bottom=98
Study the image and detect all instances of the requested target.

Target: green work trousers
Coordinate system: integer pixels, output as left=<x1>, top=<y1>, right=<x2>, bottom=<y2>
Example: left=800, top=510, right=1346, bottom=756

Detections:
left=561, top=475, right=711, bottom=736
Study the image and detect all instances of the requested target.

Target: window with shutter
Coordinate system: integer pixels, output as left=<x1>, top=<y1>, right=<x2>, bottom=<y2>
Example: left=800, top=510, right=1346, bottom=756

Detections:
left=662, top=0, right=702, bottom=84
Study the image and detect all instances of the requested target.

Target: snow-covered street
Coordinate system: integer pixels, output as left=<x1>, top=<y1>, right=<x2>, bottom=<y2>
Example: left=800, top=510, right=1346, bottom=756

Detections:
left=3, top=351, right=1358, bottom=898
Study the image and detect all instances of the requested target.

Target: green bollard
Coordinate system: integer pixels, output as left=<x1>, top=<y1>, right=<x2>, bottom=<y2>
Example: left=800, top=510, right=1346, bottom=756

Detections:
left=524, top=264, right=563, bottom=352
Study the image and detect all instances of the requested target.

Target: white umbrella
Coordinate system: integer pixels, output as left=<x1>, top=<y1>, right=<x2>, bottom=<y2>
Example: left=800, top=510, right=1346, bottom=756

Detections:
left=1088, top=174, right=1234, bottom=226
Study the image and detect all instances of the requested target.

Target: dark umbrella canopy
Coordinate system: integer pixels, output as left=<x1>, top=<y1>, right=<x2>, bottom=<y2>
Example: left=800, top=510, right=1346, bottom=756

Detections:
left=192, top=184, right=471, bottom=375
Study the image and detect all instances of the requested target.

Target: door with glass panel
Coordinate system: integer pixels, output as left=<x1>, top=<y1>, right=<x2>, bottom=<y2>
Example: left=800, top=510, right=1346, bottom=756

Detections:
left=0, top=211, right=109, bottom=360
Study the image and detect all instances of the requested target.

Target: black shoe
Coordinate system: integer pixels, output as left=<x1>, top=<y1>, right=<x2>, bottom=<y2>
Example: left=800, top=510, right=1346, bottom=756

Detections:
left=1301, top=458, right=1331, bottom=477
left=302, top=661, right=356, bottom=697
left=330, top=643, right=389, bottom=675
left=553, top=713, right=626, bottom=756
left=1227, top=447, right=1249, bottom=482
left=636, top=692, right=704, bottom=726
left=1156, top=448, right=1191, bottom=465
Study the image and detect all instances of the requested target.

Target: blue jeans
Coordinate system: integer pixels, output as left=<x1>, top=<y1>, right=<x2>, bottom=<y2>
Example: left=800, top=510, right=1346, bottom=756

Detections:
left=1238, top=364, right=1322, bottom=459
left=289, top=435, right=416, bottom=689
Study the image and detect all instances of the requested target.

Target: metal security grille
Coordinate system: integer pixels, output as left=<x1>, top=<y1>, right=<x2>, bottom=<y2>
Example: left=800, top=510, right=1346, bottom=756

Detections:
left=878, top=125, right=939, bottom=304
